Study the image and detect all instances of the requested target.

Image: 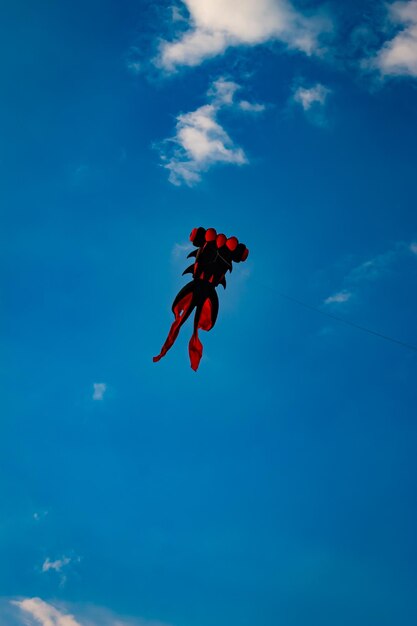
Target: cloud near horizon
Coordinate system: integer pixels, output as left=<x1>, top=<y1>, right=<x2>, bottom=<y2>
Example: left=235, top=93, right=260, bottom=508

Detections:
left=8, top=598, right=171, bottom=626
left=155, top=0, right=331, bottom=72
left=12, top=598, right=80, bottom=626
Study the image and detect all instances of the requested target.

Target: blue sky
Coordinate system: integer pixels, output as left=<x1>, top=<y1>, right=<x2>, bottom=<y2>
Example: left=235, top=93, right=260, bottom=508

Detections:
left=1, top=1, right=417, bottom=625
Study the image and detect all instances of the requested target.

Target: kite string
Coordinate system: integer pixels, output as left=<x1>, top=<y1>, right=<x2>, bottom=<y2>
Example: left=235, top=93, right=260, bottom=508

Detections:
left=259, top=281, right=417, bottom=353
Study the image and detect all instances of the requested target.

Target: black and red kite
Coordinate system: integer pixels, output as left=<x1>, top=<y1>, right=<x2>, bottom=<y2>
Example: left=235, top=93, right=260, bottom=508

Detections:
left=153, top=227, right=249, bottom=371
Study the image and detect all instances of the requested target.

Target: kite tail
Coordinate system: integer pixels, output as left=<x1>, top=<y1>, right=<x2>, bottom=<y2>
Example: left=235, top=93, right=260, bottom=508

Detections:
left=153, top=284, right=195, bottom=363
left=188, top=290, right=218, bottom=371
left=189, top=329, right=203, bottom=372
left=154, top=280, right=219, bottom=370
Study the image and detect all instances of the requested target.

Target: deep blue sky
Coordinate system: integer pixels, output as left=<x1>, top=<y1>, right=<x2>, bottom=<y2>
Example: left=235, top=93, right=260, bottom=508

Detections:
left=1, top=1, right=417, bottom=625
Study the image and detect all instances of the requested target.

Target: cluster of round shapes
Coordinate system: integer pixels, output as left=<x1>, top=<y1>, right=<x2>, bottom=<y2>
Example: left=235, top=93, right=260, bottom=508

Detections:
left=189, top=227, right=249, bottom=262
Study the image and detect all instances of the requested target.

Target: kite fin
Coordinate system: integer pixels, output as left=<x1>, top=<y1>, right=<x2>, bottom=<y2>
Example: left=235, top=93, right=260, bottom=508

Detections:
left=188, top=298, right=214, bottom=371
left=182, top=264, right=195, bottom=276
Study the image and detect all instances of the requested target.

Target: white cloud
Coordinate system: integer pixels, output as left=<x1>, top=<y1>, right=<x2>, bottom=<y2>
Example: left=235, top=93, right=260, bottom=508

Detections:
left=292, top=82, right=330, bottom=111
left=156, top=0, right=330, bottom=71
left=372, top=1, right=417, bottom=77
left=92, top=383, right=107, bottom=401
left=163, top=104, right=246, bottom=185
left=207, top=77, right=240, bottom=104
left=324, top=290, right=352, bottom=305
left=41, top=557, right=71, bottom=574
left=41, top=556, right=76, bottom=587
left=12, top=598, right=81, bottom=626
left=160, top=77, right=265, bottom=186
left=410, top=241, right=417, bottom=254
left=290, top=81, right=331, bottom=127
left=9, top=598, right=171, bottom=626
left=238, top=100, right=266, bottom=113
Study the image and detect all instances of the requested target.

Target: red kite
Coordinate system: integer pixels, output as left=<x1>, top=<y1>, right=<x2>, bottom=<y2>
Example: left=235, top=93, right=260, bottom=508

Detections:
left=153, top=227, right=249, bottom=371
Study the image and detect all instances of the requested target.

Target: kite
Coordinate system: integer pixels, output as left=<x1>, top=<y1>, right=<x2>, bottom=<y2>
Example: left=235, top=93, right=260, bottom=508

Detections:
left=153, top=227, right=249, bottom=371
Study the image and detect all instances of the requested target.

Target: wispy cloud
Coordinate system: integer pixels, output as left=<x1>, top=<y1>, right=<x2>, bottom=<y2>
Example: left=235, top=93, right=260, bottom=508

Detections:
left=126, top=46, right=143, bottom=75
left=41, top=557, right=71, bottom=574
left=33, top=510, right=48, bottom=522
left=155, top=0, right=331, bottom=72
left=127, top=60, right=142, bottom=75
left=207, top=77, right=240, bottom=104
left=238, top=100, right=266, bottom=113
left=92, top=383, right=107, bottom=401
left=9, top=598, right=171, bottom=626
left=172, top=242, right=193, bottom=260
left=293, top=83, right=330, bottom=110
left=41, top=555, right=79, bottom=587
left=370, top=1, right=417, bottom=77
left=324, top=241, right=417, bottom=305
left=347, top=248, right=400, bottom=283
left=70, top=163, right=90, bottom=187
left=159, top=77, right=265, bottom=186
left=324, top=290, right=352, bottom=305
left=291, top=81, right=331, bottom=126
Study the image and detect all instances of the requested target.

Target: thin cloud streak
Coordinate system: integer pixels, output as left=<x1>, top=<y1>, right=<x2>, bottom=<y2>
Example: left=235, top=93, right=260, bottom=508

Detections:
left=324, top=290, right=352, bottom=305
left=238, top=100, right=266, bottom=113
left=172, top=242, right=193, bottom=260
left=324, top=241, right=417, bottom=305
left=41, top=557, right=71, bottom=574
